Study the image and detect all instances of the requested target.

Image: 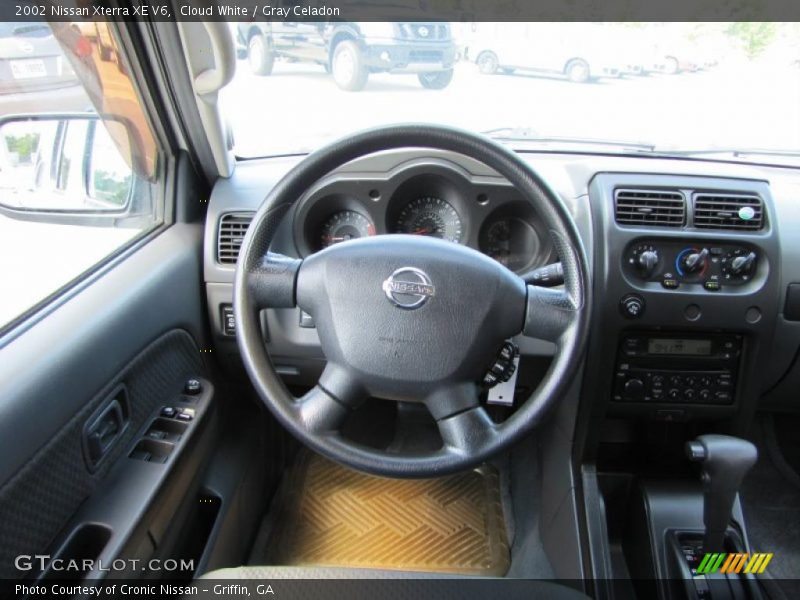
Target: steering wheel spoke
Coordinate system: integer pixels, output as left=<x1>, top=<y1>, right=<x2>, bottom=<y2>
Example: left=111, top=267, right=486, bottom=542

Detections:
left=523, top=285, right=580, bottom=342
left=246, top=252, right=302, bottom=310
left=425, top=383, right=497, bottom=456
left=292, top=364, right=366, bottom=435
left=437, top=406, right=498, bottom=456
left=293, top=386, right=350, bottom=435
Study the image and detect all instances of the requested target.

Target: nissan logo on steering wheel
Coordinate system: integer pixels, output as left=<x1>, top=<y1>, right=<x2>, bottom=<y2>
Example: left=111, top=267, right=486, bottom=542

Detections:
left=382, top=267, right=435, bottom=309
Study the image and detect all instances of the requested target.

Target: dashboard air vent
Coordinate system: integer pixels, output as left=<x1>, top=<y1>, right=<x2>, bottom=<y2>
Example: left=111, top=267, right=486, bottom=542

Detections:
left=217, top=212, right=253, bottom=264
left=614, top=189, right=685, bottom=227
left=693, top=194, right=764, bottom=231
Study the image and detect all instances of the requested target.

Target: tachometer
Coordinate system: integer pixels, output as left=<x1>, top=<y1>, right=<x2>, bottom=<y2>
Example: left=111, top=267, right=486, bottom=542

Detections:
left=480, top=216, right=540, bottom=272
left=319, top=211, right=375, bottom=249
left=394, top=196, right=463, bottom=243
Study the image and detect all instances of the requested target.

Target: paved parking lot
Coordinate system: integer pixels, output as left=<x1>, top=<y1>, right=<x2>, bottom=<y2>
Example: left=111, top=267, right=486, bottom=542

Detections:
left=223, top=58, right=800, bottom=158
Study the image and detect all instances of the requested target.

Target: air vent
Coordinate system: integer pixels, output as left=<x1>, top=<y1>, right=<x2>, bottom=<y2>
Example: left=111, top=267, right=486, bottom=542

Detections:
left=614, top=189, right=686, bottom=227
left=217, top=212, right=253, bottom=264
left=693, top=194, right=764, bottom=231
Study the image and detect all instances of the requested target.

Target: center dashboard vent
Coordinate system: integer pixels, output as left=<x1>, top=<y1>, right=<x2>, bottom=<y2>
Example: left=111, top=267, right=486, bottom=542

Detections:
left=693, top=194, right=764, bottom=231
left=217, top=212, right=254, bottom=264
left=614, top=189, right=686, bottom=227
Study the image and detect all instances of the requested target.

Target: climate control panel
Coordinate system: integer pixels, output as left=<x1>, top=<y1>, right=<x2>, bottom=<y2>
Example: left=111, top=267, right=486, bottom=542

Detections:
left=624, top=240, right=759, bottom=291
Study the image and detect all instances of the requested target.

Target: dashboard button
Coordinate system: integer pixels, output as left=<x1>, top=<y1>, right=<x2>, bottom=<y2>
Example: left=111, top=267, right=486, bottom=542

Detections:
left=684, top=388, right=696, bottom=402
left=662, top=278, right=680, bottom=289
left=704, top=280, right=721, bottom=291
left=698, top=389, right=712, bottom=403
left=299, top=310, right=316, bottom=328
left=667, top=388, right=681, bottom=401
left=620, top=294, right=645, bottom=319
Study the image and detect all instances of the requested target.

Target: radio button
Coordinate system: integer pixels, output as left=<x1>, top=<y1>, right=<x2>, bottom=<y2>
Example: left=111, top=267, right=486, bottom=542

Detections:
left=715, top=391, right=732, bottom=404
left=669, top=375, right=683, bottom=387
left=651, top=375, right=664, bottom=389
left=699, top=376, right=712, bottom=388
left=667, top=388, right=681, bottom=401
left=698, top=389, right=712, bottom=403
left=684, top=389, right=697, bottom=402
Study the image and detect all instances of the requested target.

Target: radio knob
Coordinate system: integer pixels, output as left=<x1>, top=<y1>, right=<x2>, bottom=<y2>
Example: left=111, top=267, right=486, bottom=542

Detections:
left=729, top=251, right=757, bottom=276
left=623, top=378, right=645, bottom=400
left=682, top=248, right=710, bottom=274
left=637, top=250, right=659, bottom=278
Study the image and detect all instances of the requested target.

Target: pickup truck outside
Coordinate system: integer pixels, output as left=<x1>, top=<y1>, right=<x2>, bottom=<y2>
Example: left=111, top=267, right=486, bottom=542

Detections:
left=235, top=22, right=457, bottom=91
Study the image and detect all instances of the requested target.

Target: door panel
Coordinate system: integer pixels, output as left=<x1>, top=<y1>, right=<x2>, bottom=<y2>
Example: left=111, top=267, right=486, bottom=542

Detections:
left=0, top=223, right=210, bottom=580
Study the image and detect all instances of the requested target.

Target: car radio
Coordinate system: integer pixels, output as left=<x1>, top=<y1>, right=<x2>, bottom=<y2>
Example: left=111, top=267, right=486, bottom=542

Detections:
left=613, top=333, right=742, bottom=405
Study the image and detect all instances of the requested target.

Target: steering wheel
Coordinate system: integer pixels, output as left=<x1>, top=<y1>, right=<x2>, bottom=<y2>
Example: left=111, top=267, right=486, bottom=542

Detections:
left=234, top=125, right=590, bottom=478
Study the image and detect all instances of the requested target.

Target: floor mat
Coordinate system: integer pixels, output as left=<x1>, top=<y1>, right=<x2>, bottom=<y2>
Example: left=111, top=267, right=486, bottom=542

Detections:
left=265, top=451, right=510, bottom=576
left=741, top=416, right=800, bottom=597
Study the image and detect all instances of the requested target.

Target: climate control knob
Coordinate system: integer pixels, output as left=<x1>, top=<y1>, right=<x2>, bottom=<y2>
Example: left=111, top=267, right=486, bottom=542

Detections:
left=681, top=248, right=709, bottom=274
left=637, top=250, right=659, bottom=278
left=729, top=251, right=757, bottom=276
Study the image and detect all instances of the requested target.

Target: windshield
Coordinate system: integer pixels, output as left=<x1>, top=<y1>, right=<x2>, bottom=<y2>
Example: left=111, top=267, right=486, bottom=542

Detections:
left=223, top=22, right=800, bottom=160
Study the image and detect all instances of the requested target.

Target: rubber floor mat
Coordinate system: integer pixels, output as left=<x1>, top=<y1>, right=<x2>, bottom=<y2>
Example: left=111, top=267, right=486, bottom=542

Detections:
left=266, top=451, right=510, bottom=575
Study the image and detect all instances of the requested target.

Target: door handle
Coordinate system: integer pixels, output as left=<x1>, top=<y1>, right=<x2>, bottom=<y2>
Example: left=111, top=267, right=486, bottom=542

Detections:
left=83, top=386, right=129, bottom=470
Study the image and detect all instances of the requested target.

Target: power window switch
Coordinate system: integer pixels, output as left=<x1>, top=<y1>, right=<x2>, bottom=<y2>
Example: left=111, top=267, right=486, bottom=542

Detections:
left=130, top=449, right=151, bottom=462
left=161, top=407, right=176, bottom=418
left=177, top=410, right=194, bottom=422
left=147, top=430, right=167, bottom=440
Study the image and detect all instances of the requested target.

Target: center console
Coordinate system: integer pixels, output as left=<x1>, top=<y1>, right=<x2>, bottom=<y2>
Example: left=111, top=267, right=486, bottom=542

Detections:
left=576, top=173, right=783, bottom=600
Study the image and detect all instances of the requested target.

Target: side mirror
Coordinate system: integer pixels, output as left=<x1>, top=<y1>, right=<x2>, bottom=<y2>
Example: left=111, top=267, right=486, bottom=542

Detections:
left=0, top=114, right=134, bottom=213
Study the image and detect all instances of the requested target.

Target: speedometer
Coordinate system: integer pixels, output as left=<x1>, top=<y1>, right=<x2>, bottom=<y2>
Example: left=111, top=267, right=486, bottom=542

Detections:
left=394, top=197, right=463, bottom=243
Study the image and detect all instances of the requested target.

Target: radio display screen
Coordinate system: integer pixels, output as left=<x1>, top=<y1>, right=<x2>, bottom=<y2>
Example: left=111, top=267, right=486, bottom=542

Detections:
left=648, top=338, right=712, bottom=356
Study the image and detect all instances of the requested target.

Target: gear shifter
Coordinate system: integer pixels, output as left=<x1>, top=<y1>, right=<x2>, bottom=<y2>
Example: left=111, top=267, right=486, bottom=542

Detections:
left=686, top=434, right=757, bottom=552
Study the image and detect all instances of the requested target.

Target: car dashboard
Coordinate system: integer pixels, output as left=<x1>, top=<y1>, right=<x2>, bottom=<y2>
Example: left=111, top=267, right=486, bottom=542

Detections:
left=203, top=147, right=800, bottom=423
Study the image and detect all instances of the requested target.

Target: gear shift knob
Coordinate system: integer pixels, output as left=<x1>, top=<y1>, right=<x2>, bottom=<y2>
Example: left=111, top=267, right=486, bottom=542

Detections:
left=686, top=434, right=757, bottom=553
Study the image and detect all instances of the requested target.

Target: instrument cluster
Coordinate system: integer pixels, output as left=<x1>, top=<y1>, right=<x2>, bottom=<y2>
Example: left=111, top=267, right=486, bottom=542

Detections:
left=293, top=162, right=554, bottom=274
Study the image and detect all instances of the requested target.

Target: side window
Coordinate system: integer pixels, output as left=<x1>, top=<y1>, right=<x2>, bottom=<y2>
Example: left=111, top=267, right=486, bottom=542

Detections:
left=0, top=20, right=161, bottom=331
